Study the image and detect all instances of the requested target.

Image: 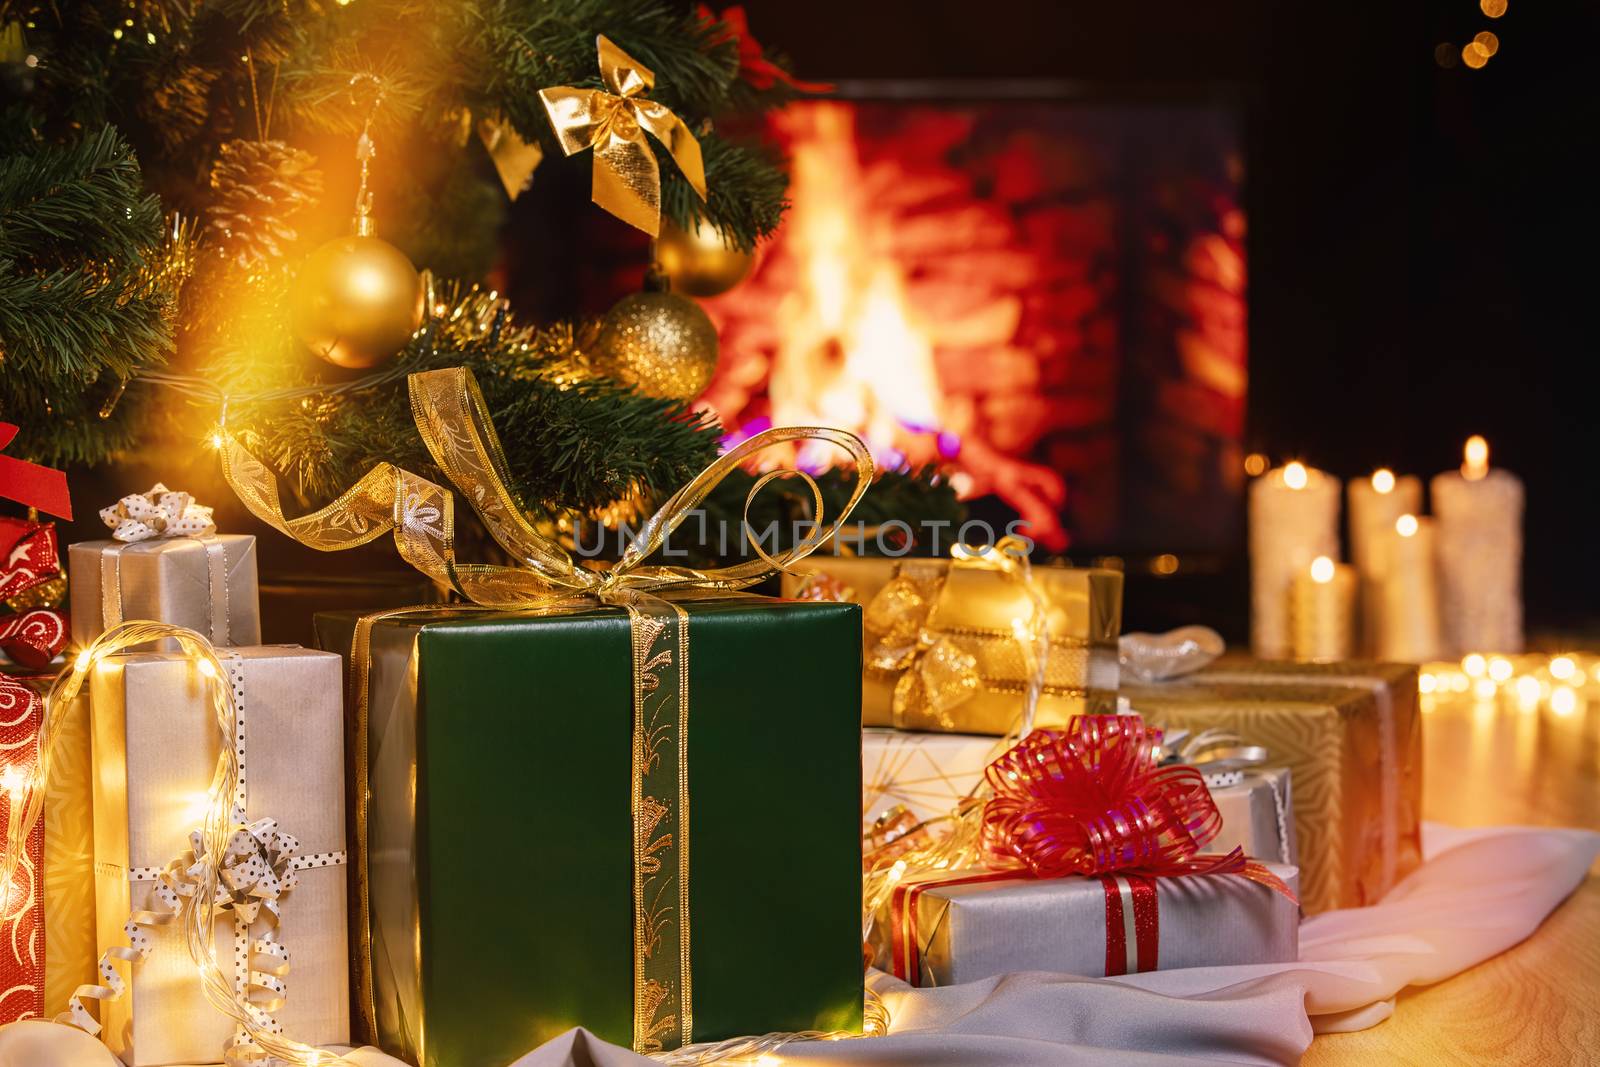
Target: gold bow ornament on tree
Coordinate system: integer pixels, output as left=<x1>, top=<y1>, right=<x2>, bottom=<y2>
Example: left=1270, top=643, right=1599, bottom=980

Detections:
left=539, top=34, right=708, bottom=236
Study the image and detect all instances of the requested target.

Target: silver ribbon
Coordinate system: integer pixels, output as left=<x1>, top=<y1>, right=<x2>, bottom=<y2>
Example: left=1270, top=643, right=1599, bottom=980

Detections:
left=1118, top=625, right=1225, bottom=683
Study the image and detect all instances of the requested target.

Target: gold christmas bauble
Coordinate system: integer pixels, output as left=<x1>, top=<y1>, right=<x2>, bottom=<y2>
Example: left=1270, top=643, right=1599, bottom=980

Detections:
left=594, top=291, right=719, bottom=400
left=653, top=218, right=755, bottom=298
left=289, top=234, right=424, bottom=370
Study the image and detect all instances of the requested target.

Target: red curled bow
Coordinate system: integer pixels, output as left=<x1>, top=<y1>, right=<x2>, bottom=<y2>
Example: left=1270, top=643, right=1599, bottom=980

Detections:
left=981, top=715, right=1293, bottom=898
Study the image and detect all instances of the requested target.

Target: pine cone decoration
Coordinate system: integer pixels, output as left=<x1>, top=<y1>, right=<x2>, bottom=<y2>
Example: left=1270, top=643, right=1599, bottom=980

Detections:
left=206, top=140, right=323, bottom=272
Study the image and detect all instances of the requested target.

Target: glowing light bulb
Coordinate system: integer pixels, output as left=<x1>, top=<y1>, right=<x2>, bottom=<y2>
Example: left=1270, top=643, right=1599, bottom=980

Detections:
left=1549, top=656, right=1576, bottom=681
left=1488, top=657, right=1513, bottom=682
left=1515, top=676, right=1542, bottom=707
left=1310, top=556, right=1336, bottom=583
left=1419, top=673, right=1438, bottom=694
left=1396, top=514, right=1419, bottom=537
left=1371, top=469, right=1396, bottom=494
left=1462, top=435, right=1489, bottom=480
left=1551, top=687, right=1578, bottom=717
left=1243, top=453, right=1268, bottom=476
left=1283, top=462, right=1308, bottom=490
left=1474, top=678, right=1497, bottom=700
left=209, top=431, right=224, bottom=449
left=196, top=658, right=217, bottom=679
left=1462, top=653, right=1487, bottom=678
left=75, top=649, right=93, bottom=672
left=0, top=765, right=28, bottom=798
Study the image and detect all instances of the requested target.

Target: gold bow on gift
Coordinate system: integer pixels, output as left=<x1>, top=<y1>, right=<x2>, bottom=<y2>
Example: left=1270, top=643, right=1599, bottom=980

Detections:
left=540, top=34, right=707, bottom=236
left=100, top=483, right=217, bottom=543
left=863, top=538, right=1050, bottom=736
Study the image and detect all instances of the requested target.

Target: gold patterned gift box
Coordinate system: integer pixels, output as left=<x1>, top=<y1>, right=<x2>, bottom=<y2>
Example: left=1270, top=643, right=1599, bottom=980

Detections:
left=783, top=555, right=1122, bottom=735
left=1124, top=659, right=1422, bottom=915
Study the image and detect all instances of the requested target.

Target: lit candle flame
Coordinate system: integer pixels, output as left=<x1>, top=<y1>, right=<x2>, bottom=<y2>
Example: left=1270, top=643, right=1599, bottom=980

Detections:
left=1396, top=514, right=1419, bottom=537
left=1310, top=556, right=1336, bottom=583
left=1371, top=468, right=1395, bottom=494
left=1462, top=435, right=1489, bottom=480
left=1283, top=461, right=1308, bottom=490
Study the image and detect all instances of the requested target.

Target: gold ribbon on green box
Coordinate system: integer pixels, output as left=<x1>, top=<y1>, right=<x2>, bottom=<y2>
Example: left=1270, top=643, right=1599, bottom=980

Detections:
left=218, top=367, right=871, bottom=1054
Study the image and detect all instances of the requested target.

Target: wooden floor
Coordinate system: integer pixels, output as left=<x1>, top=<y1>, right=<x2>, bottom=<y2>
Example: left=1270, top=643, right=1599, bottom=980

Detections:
left=1302, top=690, right=1600, bottom=1066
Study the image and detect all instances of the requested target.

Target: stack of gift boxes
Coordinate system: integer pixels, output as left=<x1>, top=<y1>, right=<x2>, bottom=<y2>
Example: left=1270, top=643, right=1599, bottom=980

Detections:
left=791, top=551, right=1422, bottom=989
left=2, top=482, right=1423, bottom=1064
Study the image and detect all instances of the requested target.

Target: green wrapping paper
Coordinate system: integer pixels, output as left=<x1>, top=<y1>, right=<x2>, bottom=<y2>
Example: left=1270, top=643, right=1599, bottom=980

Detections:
left=316, top=598, right=865, bottom=1067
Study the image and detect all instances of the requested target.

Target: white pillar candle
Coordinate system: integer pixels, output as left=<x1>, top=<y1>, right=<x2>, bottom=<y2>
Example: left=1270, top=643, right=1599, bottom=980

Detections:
left=1431, top=435, right=1523, bottom=655
left=1249, top=462, right=1341, bottom=659
left=1348, top=469, right=1423, bottom=654
left=1373, top=514, right=1443, bottom=662
left=1290, top=556, right=1356, bottom=661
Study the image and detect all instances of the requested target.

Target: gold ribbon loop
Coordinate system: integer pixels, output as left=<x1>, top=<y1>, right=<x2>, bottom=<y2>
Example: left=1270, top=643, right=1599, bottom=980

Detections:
left=222, top=366, right=874, bottom=608
left=539, top=35, right=708, bottom=236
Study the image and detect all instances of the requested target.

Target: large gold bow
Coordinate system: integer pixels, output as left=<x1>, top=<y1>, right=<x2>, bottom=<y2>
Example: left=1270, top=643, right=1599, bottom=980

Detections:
left=862, top=538, right=1049, bottom=734
left=218, top=366, right=870, bottom=604
left=540, top=35, right=708, bottom=237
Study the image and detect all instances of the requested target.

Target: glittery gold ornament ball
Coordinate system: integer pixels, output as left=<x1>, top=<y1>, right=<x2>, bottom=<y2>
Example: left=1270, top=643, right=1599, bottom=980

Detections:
left=654, top=218, right=755, bottom=298
left=594, top=291, right=719, bottom=400
left=289, top=234, right=424, bottom=370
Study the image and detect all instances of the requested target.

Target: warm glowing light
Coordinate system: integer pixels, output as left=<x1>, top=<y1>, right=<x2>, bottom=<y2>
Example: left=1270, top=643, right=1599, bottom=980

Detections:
left=1475, top=31, right=1500, bottom=56
left=1396, top=514, right=1419, bottom=537
left=1153, top=553, right=1179, bottom=575
left=1243, top=452, right=1268, bottom=476
left=1488, top=657, right=1513, bottom=682
left=75, top=649, right=92, bottom=671
left=755, top=1055, right=783, bottom=1067
left=1419, top=673, right=1438, bottom=694
left=1371, top=468, right=1396, bottom=494
left=196, top=658, right=217, bottom=679
left=1474, top=678, right=1497, bottom=700
left=1550, top=687, right=1577, bottom=717
left=209, top=431, right=224, bottom=449
left=1480, top=0, right=1506, bottom=16
left=1462, top=435, right=1489, bottom=479
left=1462, top=653, right=1487, bottom=678
left=1515, top=676, right=1542, bottom=707
left=1309, top=556, right=1336, bottom=583
left=1462, top=42, right=1490, bottom=69
left=0, top=765, right=28, bottom=798
left=1550, top=656, right=1576, bottom=680
left=1283, top=462, right=1308, bottom=490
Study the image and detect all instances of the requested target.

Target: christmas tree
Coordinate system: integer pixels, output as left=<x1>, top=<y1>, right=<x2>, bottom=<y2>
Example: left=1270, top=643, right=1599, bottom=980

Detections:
left=2, top=0, right=953, bottom=549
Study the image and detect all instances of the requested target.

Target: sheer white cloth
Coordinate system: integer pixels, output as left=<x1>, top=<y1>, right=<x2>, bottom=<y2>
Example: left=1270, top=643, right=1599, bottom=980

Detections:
left=2, top=825, right=1592, bottom=1067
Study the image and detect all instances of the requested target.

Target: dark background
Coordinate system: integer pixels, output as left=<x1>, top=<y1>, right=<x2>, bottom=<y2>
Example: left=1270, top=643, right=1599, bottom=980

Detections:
left=743, top=0, right=1599, bottom=638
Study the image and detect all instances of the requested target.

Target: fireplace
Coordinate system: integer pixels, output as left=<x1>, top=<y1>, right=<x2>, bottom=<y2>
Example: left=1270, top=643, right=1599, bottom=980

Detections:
left=698, top=92, right=1247, bottom=555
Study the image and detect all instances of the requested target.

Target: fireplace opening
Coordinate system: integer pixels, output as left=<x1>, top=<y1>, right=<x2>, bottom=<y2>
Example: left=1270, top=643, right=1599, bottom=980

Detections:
left=699, top=93, right=1246, bottom=556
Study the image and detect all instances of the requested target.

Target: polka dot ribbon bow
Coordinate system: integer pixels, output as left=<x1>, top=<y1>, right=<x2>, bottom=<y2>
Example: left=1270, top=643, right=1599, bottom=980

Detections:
left=99, top=483, right=216, bottom=543
left=980, top=713, right=1296, bottom=899
left=65, top=809, right=346, bottom=1057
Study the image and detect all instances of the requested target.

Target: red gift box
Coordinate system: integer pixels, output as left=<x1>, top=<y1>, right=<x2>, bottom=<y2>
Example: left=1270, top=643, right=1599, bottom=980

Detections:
left=0, top=672, right=46, bottom=1022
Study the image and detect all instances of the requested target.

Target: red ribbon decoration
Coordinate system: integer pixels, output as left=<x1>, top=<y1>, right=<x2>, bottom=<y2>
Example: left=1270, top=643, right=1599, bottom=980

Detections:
left=888, top=714, right=1295, bottom=985
left=697, top=6, right=835, bottom=94
left=0, top=517, right=68, bottom=669
left=0, top=424, right=72, bottom=521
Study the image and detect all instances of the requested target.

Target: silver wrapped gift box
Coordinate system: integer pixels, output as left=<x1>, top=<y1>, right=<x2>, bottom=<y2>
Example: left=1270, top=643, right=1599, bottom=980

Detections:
left=873, top=863, right=1299, bottom=987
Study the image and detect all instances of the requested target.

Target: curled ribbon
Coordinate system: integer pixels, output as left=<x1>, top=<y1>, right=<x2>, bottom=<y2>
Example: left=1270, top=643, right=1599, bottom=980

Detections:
left=980, top=713, right=1294, bottom=900
left=99, top=483, right=217, bottom=543
left=539, top=34, right=708, bottom=236
left=1154, top=727, right=1270, bottom=787
left=219, top=366, right=872, bottom=604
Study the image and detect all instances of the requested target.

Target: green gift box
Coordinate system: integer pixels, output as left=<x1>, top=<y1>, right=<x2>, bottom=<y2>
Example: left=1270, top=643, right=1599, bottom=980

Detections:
left=316, top=597, right=865, bottom=1066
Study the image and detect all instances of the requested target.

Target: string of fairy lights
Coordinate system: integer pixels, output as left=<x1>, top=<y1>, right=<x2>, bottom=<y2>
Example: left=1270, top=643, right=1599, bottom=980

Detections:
left=1436, top=0, right=1507, bottom=71
left=1420, top=651, right=1598, bottom=718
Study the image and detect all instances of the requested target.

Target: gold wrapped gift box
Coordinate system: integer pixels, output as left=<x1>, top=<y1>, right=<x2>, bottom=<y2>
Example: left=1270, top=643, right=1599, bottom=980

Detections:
left=783, top=555, right=1122, bottom=735
left=1124, top=659, right=1422, bottom=915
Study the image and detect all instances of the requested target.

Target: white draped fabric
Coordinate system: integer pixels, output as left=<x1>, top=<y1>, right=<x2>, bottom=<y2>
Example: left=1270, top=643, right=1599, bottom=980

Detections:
left=3, top=825, right=1594, bottom=1067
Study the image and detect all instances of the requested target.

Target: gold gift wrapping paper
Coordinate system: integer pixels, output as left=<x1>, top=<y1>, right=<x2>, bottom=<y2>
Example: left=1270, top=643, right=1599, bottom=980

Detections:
left=90, top=646, right=348, bottom=1065
left=68, top=536, right=261, bottom=651
left=783, top=556, right=1122, bottom=734
left=1124, top=659, right=1421, bottom=914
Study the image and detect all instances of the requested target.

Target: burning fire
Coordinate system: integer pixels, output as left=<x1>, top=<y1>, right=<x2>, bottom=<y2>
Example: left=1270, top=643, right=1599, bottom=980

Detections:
left=703, top=102, right=1069, bottom=548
